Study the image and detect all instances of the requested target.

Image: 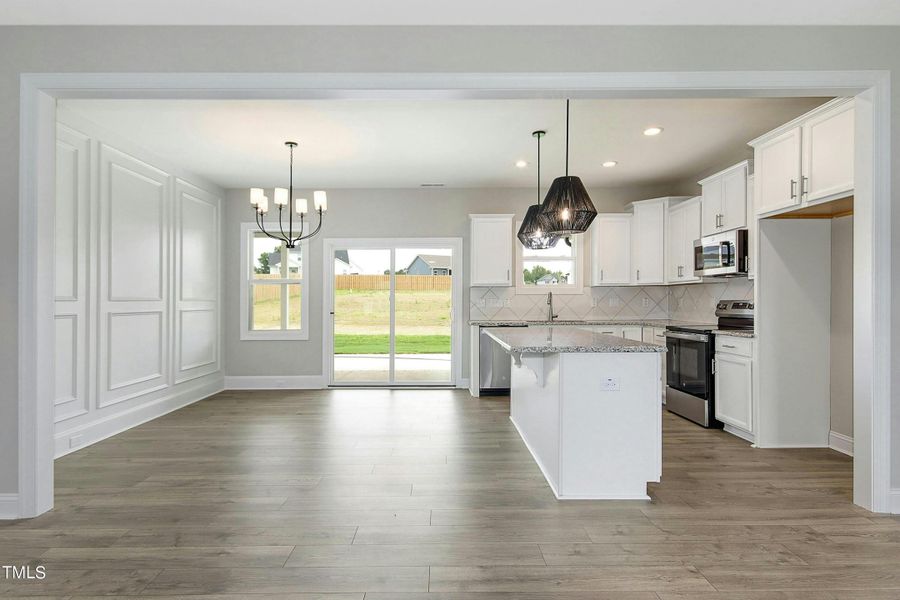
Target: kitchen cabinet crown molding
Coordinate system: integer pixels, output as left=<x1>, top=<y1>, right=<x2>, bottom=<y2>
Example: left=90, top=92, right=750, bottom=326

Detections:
left=747, top=97, right=854, bottom=148
left=697, top=159, right=754, bottom=186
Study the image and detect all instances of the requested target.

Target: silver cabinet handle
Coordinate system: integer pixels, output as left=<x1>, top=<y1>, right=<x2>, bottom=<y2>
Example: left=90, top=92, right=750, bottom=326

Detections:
left=677, top=265, right=683, bottom=278
left=801, top=175, right=809, bottom=196
left=722, top=343, right=736, bottom=349
left=636, top=269, right=640, bottom=281
left=790, top=179, right=798, bottom=199
left=717, top=214, right=722, bottom=228
left=600, top=269, right=604, bottom=281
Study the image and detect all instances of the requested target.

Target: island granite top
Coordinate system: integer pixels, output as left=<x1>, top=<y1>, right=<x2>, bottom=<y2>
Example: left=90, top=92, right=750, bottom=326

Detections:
left=483, top=325, right=666, bottom=354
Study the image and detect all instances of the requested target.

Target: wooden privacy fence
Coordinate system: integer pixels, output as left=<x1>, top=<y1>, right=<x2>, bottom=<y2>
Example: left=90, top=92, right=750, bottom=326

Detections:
left=335, top=274, right=451, bottom=291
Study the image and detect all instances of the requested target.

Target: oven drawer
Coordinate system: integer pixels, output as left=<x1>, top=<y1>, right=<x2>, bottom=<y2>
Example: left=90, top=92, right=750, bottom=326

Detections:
left=715, top=336, right=753, bottom=357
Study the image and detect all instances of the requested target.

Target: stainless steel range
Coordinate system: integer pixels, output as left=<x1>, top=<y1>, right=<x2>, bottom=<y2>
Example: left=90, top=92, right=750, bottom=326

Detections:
left=664, top=300, right=754, bottom=427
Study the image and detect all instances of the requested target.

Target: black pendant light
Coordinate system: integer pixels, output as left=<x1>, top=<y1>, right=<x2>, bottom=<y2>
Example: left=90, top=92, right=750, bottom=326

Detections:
left=517, top=130, right=559, bottom=250
left=540, top=99, right=597, bottom=235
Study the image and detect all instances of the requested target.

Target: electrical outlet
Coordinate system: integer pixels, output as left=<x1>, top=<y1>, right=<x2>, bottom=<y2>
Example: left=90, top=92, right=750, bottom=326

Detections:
left=599, top=377, right=620, bottom=391
left=608, top=296, right=621, bottom=307
left=642, top=297, right=650, bottom=308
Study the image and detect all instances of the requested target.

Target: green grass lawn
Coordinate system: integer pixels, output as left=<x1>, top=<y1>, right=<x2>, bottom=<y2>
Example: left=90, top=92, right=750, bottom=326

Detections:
left=334, top=334, right=450, bottom=354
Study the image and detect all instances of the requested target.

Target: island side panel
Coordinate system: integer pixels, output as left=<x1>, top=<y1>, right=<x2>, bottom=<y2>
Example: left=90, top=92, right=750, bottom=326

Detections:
left=509, top=353, right=561, bottom=495
left=558, top=352, right=662, bottom=500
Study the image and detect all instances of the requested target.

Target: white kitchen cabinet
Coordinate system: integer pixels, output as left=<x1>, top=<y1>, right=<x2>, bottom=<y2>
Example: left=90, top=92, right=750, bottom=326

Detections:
left=469, top=214, right=513, bottom=286
left=750, top=98, right=854, bottom=217
left=666, top=197, right=701, bottom=284
left=590, top=214, right=632, bottom=286
left=699, top=161, right=750, bottom=236
left=714, top=337, right=753, bottom=433
left=802, top=99, right=854, bottom=204
left=630, top=199, right=667, bottom=285
left=622, top=326, right=642, bottom=341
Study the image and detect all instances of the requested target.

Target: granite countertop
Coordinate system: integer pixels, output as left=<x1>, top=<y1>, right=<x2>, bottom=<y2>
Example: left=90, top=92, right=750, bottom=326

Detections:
left=470, top=318, right=716, bottom=328
left=483, top=325, right=667, bottom=354
left=712, top=329, right=755, bottom=338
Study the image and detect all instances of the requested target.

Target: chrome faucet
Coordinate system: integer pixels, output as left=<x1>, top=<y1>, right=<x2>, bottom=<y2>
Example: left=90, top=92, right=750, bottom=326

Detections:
left=546, top=292, right=559, bottom=322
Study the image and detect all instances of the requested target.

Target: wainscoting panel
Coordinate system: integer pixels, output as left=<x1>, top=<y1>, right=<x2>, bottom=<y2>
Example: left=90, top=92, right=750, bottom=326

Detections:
left=53, top=113, right=223, bottom=456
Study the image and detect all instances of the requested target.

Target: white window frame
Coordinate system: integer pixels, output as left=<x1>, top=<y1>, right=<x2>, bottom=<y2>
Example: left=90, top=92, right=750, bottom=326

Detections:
left=515, top=222, right=585, bottom=295
left=240, top=222, right=309, bottom=340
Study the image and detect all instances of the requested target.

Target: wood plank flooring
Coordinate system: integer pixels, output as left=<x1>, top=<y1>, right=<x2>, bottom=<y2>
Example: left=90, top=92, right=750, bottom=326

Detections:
left=2, top=388, right=898, bottom=598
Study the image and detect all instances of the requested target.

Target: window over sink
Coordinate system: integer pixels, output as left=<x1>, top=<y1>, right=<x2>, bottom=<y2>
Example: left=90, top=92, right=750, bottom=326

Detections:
left=515, top=223, right=584, bottom=294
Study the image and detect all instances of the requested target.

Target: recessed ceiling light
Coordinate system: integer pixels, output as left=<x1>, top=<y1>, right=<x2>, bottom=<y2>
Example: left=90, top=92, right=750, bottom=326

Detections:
left=643, top=127, right=663, bottom=136
left=602, top=161, right=618, bottom=168
left=515, top=160, right=529, bottom=168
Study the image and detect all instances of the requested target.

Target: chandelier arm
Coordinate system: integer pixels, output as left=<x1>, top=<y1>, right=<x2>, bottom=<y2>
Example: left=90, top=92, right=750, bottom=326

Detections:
left=290, top=214, right=305, bottom=245
left=257, top=209, right=287, bottom=245
left=277, top=205, right=289, bottom=243
left=297, top=209, right=324, bottom=241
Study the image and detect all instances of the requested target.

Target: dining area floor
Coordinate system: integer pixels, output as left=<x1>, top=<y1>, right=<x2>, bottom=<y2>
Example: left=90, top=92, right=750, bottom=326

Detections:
left=1, top=388, right=898, bottom=598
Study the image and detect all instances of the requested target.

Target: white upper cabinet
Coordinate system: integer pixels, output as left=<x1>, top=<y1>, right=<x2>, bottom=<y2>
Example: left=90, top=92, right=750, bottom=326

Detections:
left=590, top=214, right=632, bottom=286
left=750, top=98, right=854, bottom=217
left=699, top=160, right=750, bottom=236
left=802, top=100, right=854, bottom=203
left=630, top=198, right=668, bottom=285
left=753, top=127, right=802, bottom=215
left=666, top=197, right=701, bottom=284
left=470, top=214, right=513, bottom=286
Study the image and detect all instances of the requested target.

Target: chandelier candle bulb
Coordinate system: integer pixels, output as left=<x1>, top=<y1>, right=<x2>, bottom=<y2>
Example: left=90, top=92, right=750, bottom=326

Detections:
left=257, top=196, right=269, bottom=214
left=314, top=190, right=328, bottom=212
left=273, top=187, right=289, bottom=206
left=250, top=187, right=264, bottom=206
left=295, top=198, right=308, bottom=215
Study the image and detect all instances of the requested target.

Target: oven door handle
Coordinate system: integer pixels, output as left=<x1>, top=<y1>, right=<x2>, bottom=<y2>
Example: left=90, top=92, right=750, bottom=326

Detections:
left=664, top=331, right=709, bottom=342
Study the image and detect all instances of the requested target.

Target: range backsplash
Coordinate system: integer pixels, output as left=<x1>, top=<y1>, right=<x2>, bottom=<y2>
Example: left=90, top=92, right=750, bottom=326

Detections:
left=469, top=278, right=754, bottom=324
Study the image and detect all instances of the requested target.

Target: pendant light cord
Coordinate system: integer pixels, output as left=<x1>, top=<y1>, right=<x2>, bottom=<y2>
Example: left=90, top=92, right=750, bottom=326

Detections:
left=565, top=99, right=570, bottom=176
left=536, top=132, right=541, bottom=204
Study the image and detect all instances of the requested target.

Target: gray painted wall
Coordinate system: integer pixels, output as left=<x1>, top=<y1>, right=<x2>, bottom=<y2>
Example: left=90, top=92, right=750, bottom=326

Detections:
left=223, top=183, right=682, bottom=379
left=831, top=215, right=854, bottom=439
left=1, top=25, right=899, bottom=494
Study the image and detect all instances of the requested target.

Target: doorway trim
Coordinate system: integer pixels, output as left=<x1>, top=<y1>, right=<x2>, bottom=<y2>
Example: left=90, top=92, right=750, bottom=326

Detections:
left=322, top=237, right=464, bottom=387
left=16, top=70, right=891, bottom=517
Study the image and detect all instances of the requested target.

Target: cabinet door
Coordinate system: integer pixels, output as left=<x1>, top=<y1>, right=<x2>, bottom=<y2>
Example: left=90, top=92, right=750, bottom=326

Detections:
left=591, top=215, right=631, bottom=285
left=803, top=101, right=854, bottom=203
left=622, top=326, right=642, bottom=341
left=470, top=216, right=512, bottom=286
left=720, top=164, right=748, bottom=231
left=754, top=126, right=801, bottom=215
left=681, top=199, right=702, bottom=283
left=700, top=179, right=722, bottom=237
left=632, top=201, right=666, bottom=284
left=714, top=352, right=753, bottom=432
left=666, top=206, right=685, bottom=282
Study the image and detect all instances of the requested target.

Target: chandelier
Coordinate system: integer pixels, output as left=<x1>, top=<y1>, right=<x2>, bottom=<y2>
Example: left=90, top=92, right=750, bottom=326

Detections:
left=250, top=141, right=327, bottom=248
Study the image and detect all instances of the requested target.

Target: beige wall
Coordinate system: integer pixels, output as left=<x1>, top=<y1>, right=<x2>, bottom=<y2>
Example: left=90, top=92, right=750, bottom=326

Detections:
left=831, top=215, right=854, bottom=439
left=1, top=25, right=899, bottom=494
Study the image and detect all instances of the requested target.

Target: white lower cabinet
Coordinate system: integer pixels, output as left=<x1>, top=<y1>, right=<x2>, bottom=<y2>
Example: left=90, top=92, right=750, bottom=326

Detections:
left=714, top=337, right=753, bottom=434
left=622, top=326, right=643, bottom=341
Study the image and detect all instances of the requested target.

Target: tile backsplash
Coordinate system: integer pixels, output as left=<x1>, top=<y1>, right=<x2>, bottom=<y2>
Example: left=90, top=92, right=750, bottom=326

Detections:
left=469, top=278, right=754, bottom=324
left=668, top=278, right=755, bottom=323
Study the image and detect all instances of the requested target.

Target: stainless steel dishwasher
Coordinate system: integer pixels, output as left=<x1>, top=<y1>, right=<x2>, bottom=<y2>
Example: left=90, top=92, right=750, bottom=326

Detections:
left=478, top=324, right=526, bottom=395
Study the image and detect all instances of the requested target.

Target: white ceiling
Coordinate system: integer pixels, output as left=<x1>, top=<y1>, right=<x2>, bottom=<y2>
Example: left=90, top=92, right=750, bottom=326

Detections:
left=5, top=0, right=900, bottom=25
left=60, top=97, right=828, bottom=190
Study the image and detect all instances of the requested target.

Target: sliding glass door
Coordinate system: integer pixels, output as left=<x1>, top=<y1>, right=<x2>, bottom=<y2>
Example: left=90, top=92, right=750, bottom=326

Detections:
left=328, top=240, right=458, bottom=386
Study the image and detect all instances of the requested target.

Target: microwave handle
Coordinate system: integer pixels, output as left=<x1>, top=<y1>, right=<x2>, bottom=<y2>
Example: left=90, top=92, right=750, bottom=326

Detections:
left=720, top=242, right=733, bottom=264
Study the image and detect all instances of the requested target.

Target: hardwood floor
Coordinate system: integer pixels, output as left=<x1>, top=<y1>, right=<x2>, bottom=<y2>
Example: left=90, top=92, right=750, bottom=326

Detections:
left=2, top=388, right=898, bottom=598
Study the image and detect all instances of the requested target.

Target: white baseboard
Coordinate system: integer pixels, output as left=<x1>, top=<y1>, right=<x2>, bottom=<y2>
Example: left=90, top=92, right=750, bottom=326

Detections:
left=723, top=424, right=755, bottom=443
left=224, top=375, right=326, bottom=390
left=829, top=430, right=854, bottom=457
left=890, top=489, right=900, bottom=515
left=0, top=494, right=19, bottom=519
left=54, top=376, right=224, bottom=458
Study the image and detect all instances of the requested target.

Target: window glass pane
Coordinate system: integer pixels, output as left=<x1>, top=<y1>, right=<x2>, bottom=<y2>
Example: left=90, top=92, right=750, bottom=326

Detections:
left=251, top=284, right=282, bottom=330
left=522, top=260, right=576, bottom=286
left=252, top=235, right=285, bottom=280
left=286, top=283, right=302, bottom=330
left=522, top=236, right=574, bottom=258
left=286, top=246, right=303, bottom=279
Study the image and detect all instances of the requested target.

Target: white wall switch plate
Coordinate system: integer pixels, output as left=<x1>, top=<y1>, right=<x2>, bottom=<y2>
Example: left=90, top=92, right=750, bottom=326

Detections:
left=69, top=434, right=83, bottom=449
left=599, top=377, right=620, bottom=391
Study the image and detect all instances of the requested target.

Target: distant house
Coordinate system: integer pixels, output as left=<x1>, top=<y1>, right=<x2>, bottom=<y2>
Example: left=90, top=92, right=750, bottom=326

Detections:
left=267, top=251, right=302, bottom=277
left=334, top=249, right=362, bottom=275
left=535, top=273, right=559, bottom=285
left=406, top=254, right=452, bottom=276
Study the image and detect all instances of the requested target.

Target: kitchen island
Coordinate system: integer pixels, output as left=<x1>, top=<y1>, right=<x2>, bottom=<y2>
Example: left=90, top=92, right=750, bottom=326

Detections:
left=483, top=326, right=666, bottom=500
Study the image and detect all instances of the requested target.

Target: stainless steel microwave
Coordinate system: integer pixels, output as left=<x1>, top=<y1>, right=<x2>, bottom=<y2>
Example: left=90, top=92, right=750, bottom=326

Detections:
left=693, top=229, right=749, bottom=277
